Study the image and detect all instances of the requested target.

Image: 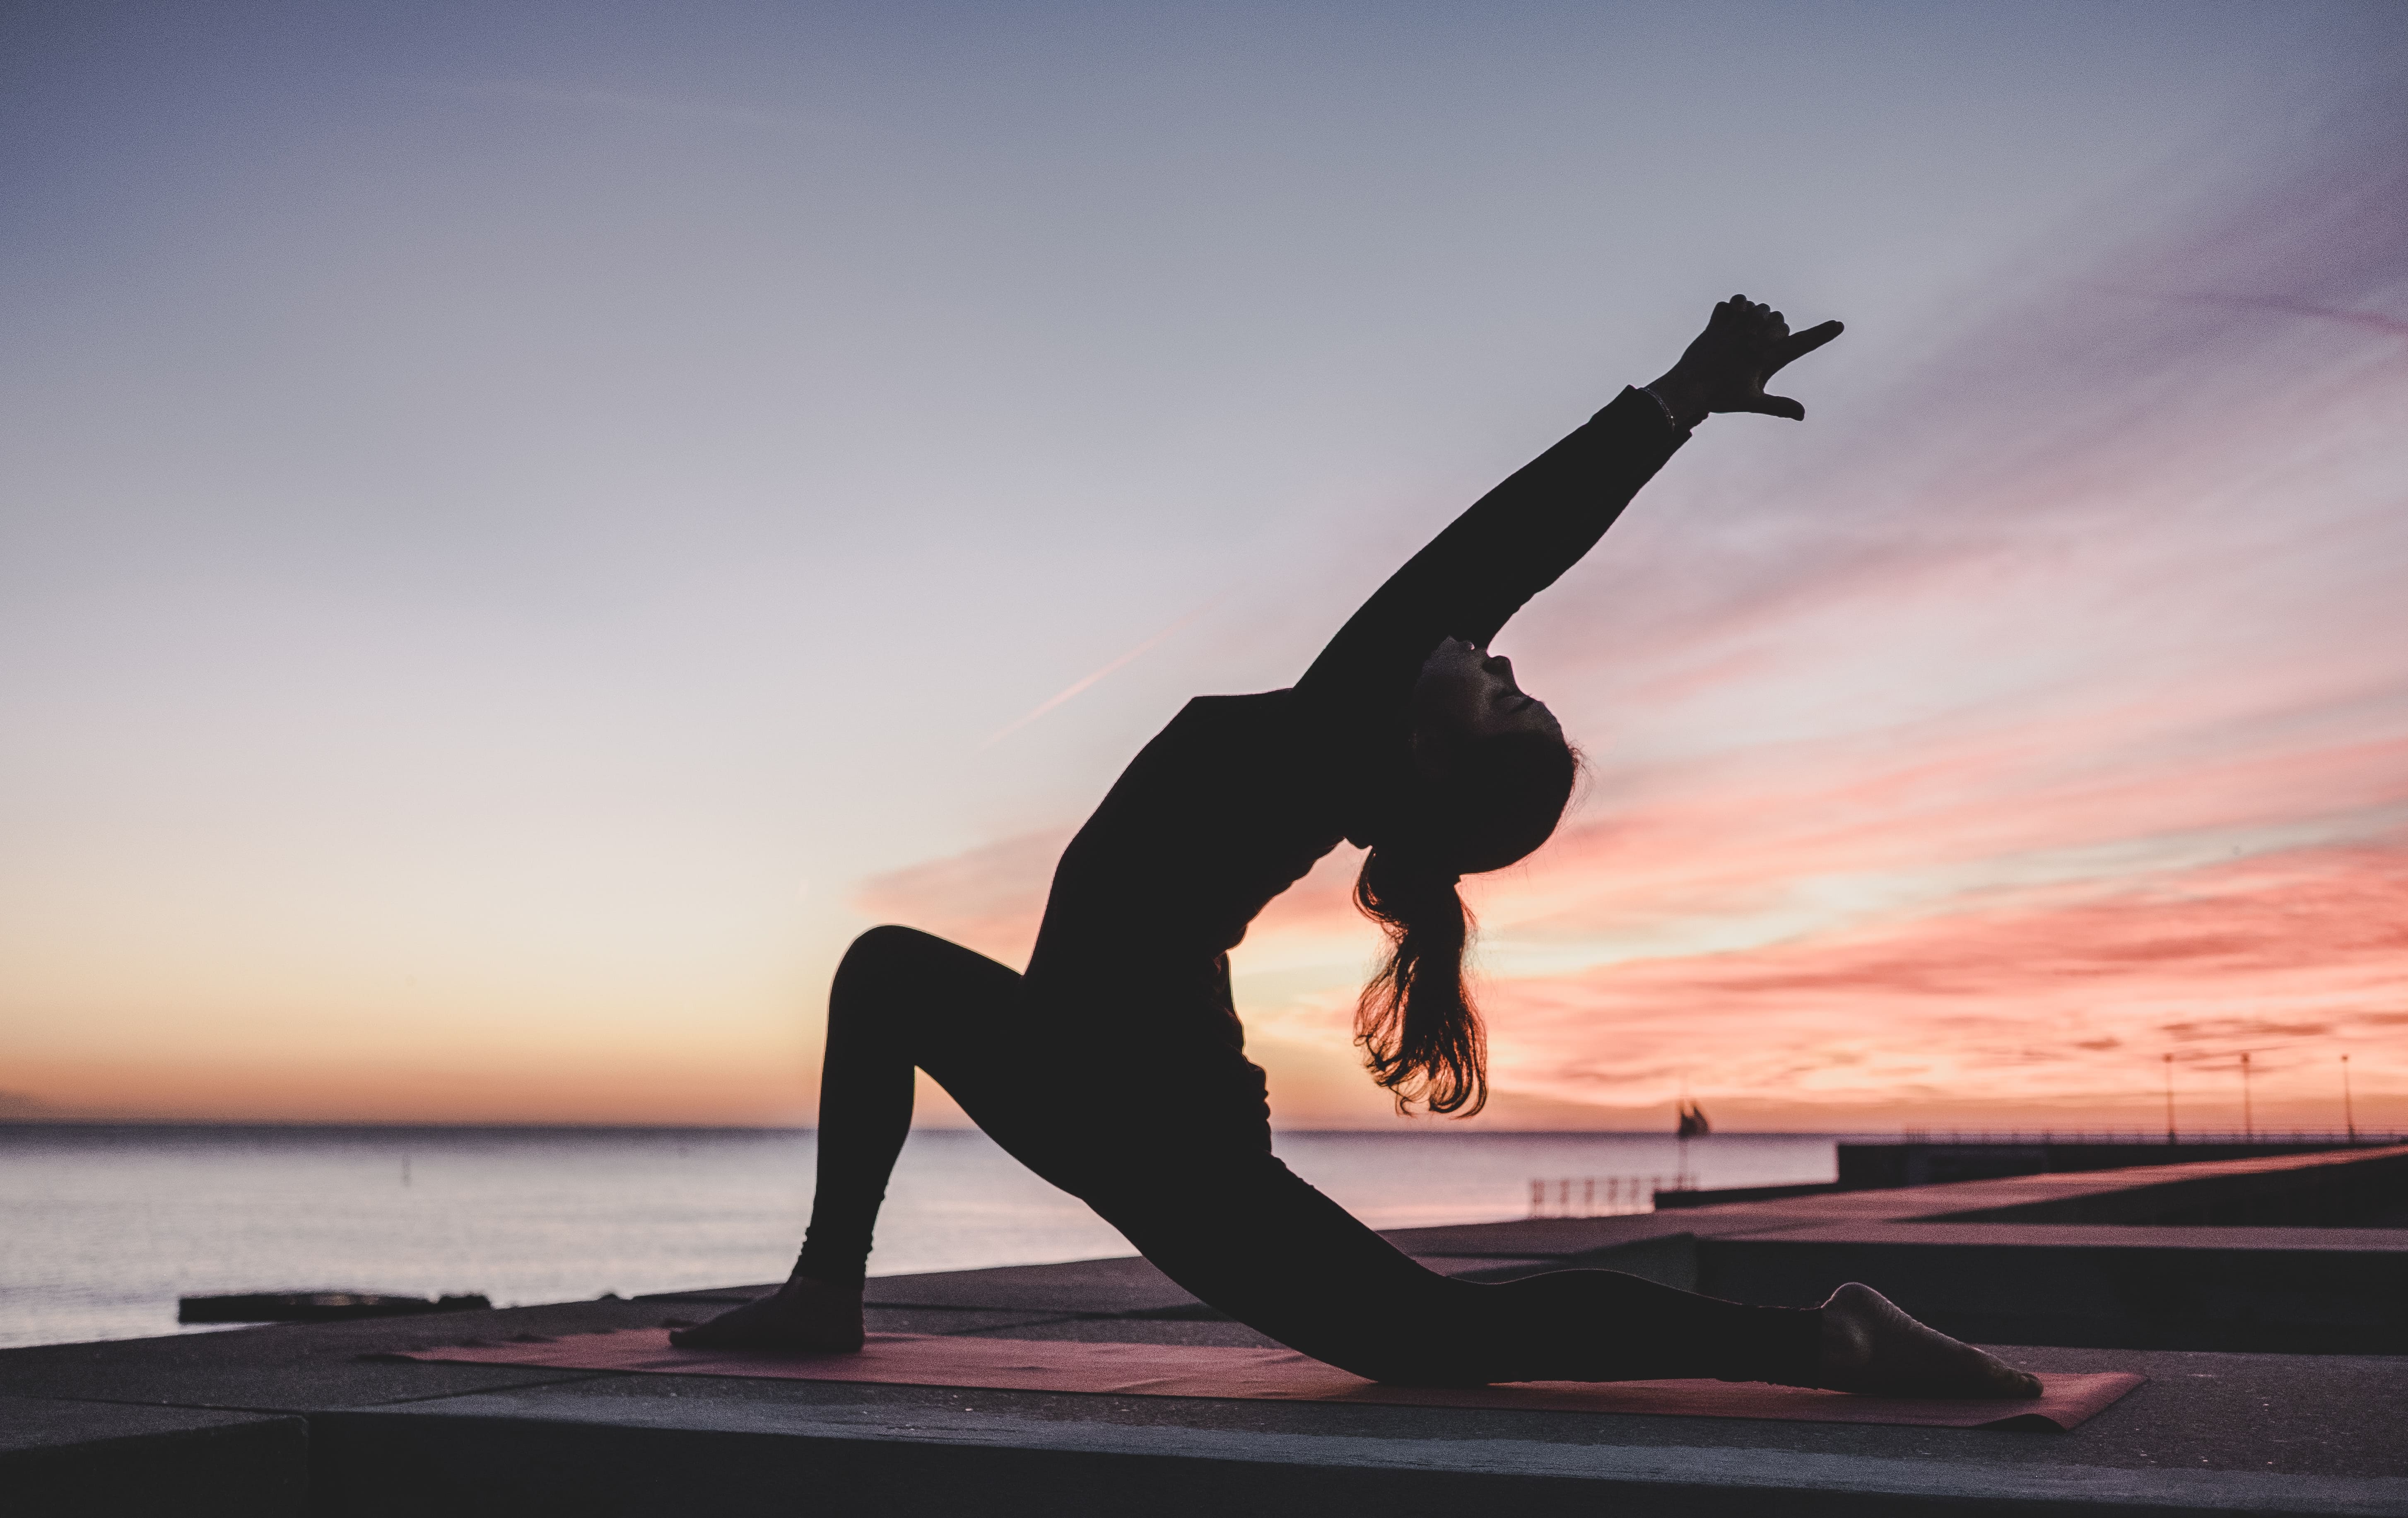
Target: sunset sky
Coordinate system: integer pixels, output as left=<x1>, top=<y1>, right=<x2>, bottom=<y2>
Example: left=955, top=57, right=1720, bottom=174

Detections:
left=4, top=1, right=2404, bottom=1130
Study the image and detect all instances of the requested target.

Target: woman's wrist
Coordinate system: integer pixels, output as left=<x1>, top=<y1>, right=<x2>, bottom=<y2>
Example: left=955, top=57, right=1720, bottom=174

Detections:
left=1641, top=372, right=1710, bottom=430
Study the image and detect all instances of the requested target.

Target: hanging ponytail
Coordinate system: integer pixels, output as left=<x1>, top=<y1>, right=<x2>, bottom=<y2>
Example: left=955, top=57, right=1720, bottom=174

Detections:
left=1353, top=729, right=1579, bottom=1118
left=1355, top=847, right=1485, bottom=1117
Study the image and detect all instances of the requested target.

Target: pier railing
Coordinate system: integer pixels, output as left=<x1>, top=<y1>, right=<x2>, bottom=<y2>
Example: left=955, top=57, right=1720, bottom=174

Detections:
left=1527, top=1176, right=1670, bottom=1218
left=1894, top=1129, right=2399, bottom=1145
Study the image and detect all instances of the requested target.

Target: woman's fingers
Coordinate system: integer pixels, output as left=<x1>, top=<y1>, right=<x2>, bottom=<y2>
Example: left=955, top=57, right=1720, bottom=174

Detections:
left=1759, top=319, right=1844, bottom=383
left=1670, top=299, right=1841, bottom=420
left=1737, top=391, right=1808, bottom=422
left=1779, top=319, right=1845, bottom=362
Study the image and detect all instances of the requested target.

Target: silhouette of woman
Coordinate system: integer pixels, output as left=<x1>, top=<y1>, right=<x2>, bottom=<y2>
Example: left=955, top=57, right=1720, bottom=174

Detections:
left=678, top=298, right=2039, bottom=1398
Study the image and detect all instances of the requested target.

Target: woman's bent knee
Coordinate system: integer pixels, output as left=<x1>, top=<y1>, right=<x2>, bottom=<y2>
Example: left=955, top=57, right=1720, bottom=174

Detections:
left=830, top=925, right=1020, bottom=1026
left=845, top=924, right=939, bottom=963
left=829, top=926, right=937, bottom=1009
left=837, top=924, right=959, bottom=977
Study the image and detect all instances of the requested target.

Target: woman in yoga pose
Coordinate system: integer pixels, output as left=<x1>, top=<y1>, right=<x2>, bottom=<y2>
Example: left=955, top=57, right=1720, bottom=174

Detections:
left=680, top=297, right=2039, bottom=1398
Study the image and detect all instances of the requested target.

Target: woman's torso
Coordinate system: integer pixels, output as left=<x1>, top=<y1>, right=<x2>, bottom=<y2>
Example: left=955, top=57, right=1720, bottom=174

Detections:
left=1019, top=688, right=1369, bottom=1135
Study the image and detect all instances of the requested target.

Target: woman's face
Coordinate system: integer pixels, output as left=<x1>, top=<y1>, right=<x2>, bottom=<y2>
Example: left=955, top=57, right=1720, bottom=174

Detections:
left=1411, top=637, right=1561, bottom=777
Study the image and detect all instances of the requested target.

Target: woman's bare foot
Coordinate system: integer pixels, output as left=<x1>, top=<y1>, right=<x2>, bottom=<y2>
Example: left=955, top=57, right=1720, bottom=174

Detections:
left=1817, top=1282, right=2041, bottom=1399
left=667, top=1272, right=865, bottom=1352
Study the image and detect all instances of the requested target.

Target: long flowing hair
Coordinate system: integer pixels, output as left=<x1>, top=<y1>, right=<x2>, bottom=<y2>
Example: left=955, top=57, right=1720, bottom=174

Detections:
left=1355, top=731, right=1577, bottom=1116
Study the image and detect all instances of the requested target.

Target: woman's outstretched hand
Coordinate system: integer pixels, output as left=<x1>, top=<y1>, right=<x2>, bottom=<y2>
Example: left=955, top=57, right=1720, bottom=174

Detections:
left=1646, top=295, right=1843, bottom=427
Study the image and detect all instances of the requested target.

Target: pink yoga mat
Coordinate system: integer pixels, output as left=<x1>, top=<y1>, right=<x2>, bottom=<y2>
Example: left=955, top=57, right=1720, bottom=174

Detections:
left=395, top=1329, right=2141, bottom=1431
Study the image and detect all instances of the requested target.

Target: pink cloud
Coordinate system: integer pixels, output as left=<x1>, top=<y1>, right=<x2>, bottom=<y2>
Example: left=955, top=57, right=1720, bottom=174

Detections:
left=1483, top=834, right=2408, bottom=1112
left=854, top=827, right=1070, bottom=966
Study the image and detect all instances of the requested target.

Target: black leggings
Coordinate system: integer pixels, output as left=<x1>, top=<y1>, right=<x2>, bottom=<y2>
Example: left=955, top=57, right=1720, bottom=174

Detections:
left=795, top=926, right=1820, bottom=1387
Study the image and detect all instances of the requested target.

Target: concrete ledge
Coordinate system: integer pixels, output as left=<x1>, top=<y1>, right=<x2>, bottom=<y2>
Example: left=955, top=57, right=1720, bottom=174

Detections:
left=0, top=1296, right=687, bottom=1410
left=1660, top=1181, right=1847, bottom=1208
left=1841, top=1140, right=2402, bottom=1191
left=1701, top=1226, right=2408, bottom=1353
left=1926, top=1150, right=2408, bottom=1228
left=0, top=1396, right=308, bottom=1518
left=313, top=1391, right=2408, bottom=1518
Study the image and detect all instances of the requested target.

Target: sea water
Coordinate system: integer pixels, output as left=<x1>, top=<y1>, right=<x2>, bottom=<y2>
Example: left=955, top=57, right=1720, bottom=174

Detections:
left=0, top=1125, right=1847, bottom=1349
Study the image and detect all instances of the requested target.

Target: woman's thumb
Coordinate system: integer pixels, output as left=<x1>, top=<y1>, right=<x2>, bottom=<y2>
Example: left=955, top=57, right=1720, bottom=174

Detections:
left=1745, top=392, right=1807, bottom=422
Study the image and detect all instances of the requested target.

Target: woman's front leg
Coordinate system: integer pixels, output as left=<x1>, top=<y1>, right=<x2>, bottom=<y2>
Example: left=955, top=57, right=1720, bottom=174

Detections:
left=672, top=926, right=1024, bottom=1351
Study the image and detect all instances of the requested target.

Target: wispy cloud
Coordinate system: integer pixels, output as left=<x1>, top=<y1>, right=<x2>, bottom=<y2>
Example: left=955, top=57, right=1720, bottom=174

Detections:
left=855, top=827, right=1070, bottom=961
left=428, top=80, right=822, bottom=136
left=2125, top=291, right=2408, bottom=341
left=976, top=599, right=1221, bottom=751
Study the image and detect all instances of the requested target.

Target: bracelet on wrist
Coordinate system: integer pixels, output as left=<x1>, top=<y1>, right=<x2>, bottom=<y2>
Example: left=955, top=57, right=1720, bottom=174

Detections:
left=1639, top=385, right=1685, bottom=431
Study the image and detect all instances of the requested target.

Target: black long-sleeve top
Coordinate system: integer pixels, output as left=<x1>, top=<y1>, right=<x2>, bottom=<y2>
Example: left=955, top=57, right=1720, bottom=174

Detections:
left=1021, top=388, right=1690, bottom=1138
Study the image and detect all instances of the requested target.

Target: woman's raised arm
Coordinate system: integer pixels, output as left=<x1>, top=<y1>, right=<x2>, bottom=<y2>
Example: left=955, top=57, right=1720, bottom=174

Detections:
left=1294, top=298, right=1840, bottom=713
left=1292, top=387, right=1688, bottom=710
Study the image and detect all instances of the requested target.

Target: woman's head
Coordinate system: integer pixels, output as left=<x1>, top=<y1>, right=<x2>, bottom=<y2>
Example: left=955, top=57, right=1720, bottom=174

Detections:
left=1412, top=637, right=1562, bottom=767
left=1354, top=639, right=1580, bottom=1116
left=1398, top=637, right=1578, bottom=871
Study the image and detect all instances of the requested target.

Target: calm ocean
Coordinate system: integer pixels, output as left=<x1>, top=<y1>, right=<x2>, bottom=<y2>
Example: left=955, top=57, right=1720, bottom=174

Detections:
left=0, top=1125, right=1848, bottom=1349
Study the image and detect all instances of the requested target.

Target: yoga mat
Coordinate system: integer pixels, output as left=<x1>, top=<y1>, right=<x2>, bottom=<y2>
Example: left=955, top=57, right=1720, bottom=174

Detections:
left=392, top=1330, right=2142, bottom=1431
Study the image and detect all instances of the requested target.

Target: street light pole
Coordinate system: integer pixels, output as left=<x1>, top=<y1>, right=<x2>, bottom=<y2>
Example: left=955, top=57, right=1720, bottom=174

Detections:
left=2163, top=1052, right=2176, bottom=1144
left=2241, top=1051, right=2254, bottom=1140
left=2343, top=1054, right=2356, bottom=1143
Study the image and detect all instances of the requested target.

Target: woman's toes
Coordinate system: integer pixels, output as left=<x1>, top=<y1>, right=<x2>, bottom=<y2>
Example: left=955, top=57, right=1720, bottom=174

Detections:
left=1819, top=1282, right=2042, bottom=1399
left=659, top=1286, right=865, bottom=1353
left=1985, top=1361, right=2045, bottom=1400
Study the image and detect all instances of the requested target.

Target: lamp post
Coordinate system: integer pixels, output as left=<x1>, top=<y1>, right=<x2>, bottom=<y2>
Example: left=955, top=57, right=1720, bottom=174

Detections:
left=2343, top=1054, right=2356, bottom=1143
left=2240, top=1051, right=2253, bottom=1140
left=2163, top=1053, right=2176, bottom=1144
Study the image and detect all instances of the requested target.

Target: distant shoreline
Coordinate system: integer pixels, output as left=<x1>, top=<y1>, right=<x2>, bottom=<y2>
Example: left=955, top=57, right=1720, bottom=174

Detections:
left=0, top=1120, right=1883, bottom=1137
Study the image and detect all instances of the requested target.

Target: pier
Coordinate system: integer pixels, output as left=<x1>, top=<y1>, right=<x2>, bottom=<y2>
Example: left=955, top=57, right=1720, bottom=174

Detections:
left=6, top=1144, right=2404, bottom=1515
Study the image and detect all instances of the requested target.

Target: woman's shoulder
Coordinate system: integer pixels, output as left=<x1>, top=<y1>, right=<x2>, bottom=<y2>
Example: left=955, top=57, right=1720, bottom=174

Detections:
left=1166, top=687, right=1302, bottom=728
left=1183, top=686, right=1296, bottom=707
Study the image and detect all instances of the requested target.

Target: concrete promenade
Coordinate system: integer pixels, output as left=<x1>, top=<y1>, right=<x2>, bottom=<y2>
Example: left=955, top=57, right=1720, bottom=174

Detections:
left=5, top=1147, right=2404, bottom=1515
